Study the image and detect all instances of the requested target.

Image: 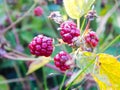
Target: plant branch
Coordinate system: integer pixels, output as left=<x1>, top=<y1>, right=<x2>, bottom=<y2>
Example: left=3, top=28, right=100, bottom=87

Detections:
left=80, top=18, right=86, bottom=32
left=77, top=18, right=80, bottom=29
left=2, top=3, right=37, bottom=34
left=85, top=20, right=90, bottom=30
left=46, top=64, right=72, bottom=76
left=59, top=71, right=68, bottom=90
left=0, top=77, right=34, bottom=84
left=3, top=52, right=72, bottom=76
left=42, top=68, right=48, bottom=90
left=4, top=0, right=20, bottom=44
left=96, top=3, right=119, bottom=35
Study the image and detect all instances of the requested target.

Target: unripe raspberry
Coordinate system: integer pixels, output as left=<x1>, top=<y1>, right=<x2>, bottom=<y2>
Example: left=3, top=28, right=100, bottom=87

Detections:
left=54, top=51, right=73, bottom=71
left=85, top=31, right=99, bottom=47
left=28, top=35, right=53, bottom=57
left=34, top=6, right=43, bottom=16
left=60, top=21, right=80, bottom=44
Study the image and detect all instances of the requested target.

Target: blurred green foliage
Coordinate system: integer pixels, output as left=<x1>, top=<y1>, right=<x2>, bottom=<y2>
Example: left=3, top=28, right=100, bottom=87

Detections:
left=0, top=0, right=120, bottom=90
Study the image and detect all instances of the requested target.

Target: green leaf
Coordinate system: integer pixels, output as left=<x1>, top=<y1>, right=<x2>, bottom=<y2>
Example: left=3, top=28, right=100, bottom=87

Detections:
left=20, top=31, right=33, bottom=43
left=6, top=32, right=16, bottom=47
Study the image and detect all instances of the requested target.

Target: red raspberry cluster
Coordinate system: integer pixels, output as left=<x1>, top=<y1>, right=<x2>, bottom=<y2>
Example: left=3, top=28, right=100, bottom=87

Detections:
left=54, top=51, right=73, bottom=71
left=85, top=31, right=99, bottom=47
left=60, top=21, right=80, bottom=44
left=34, top=6, right=43, bottom=16
left=28, top=35, right=53, bottom=57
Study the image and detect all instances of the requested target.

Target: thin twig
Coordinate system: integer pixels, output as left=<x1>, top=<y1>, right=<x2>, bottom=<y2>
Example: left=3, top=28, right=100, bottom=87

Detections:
left=101, top=35, right=120, bottom=52
left=59, top=71, right=68, bottom=90
left=4, top=0, right=20, bottom=44
left=77, top=18, right=80, bottom=29
left=3, top=54, right=38, bottom=61
left=96, top=3, right=119, bottom=35
left=13, top=63, right=26, bottom=89
left=80, top=18, right=86, bottom=32
left=85, top=20, right=90, bottom=30
left=2, top=3, right=37, bottom=34
left=46, top=64, right=72, bottom=76
left=32, top=73, right=44, bottom=90
left=42, top=68, right=48, bottom=90
left=0, top=77, right=34, bottom=84
left=3, top=53, right=72, bottom=76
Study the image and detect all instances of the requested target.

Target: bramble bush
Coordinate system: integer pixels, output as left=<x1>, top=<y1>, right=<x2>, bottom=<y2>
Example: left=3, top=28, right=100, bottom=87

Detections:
left=0, top=0, right=120, bottom=90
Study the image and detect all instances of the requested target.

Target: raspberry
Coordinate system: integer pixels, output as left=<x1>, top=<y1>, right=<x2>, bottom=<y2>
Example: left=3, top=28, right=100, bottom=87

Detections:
left=54, top=51, right=73, bottom=71
left=60, top=20, right=80, bottom=44
left=34, top=6, right=43, bottom=16
left=28, top=35, right=53, bottom=57
left=85, top=31, right=99, bottom=47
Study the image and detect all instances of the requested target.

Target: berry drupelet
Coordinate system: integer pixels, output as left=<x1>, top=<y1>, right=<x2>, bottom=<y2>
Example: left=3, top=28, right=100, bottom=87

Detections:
left=28, top=35, right=53, bottom=57
left=60, top=20, right=80, bottom=44
left=34, top=6, right=43, bottom=16
left=85, top=31, right=99, bottom=47
left=54, top=51, right=73, bottom=71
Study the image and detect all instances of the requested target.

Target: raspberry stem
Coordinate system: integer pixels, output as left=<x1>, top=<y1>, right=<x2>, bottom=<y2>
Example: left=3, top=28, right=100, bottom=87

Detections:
left=85, top=20, right=91, bottom=30
left=42, top=68, right=48, bottom=90
left=77, top=18, right=80, bottom=29
left=80, top=18, right=86, bottom=32
left=59, top=70, right=68, bottom=90
left=82, top=20, right=91, bottom=36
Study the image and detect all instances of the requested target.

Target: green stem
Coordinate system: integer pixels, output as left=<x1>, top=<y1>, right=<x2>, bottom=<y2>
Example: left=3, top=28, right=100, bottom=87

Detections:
left=42, top=68, right=48, bottom=90
left=32, top=73, right=43, bottom=90
left=80, top=18, right=86, bottom=32
left=101, top=35, right=120, bottom=52
left=77, top=18, right=80, bottom=29
left=59, top=71, right=68, bottom=90
left=65, top=59, right=95, bottom=90
left=13, top=62, right=25, bottom=89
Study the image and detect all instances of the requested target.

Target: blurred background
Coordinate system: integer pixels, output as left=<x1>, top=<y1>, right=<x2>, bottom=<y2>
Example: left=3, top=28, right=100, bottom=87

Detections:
left=0, top=0, right=120, bottom=90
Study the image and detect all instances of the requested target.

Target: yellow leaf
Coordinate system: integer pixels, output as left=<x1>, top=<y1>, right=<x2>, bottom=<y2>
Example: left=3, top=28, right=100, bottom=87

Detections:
left=27, top=57, right=50, bottom=75
left=93, top=53, right=120, bottom=89
left=63, top=0, right=95, bottom=19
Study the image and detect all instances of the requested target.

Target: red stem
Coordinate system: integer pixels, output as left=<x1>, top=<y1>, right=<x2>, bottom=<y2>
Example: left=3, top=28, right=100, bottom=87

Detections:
left=85, top=20, right=90, bottom=30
